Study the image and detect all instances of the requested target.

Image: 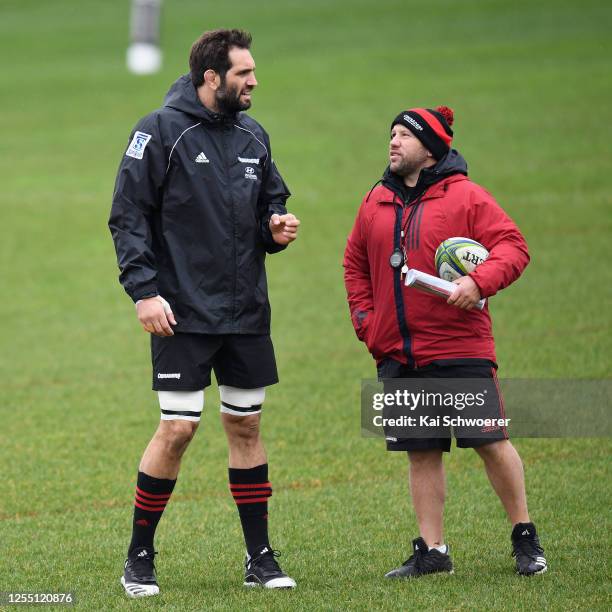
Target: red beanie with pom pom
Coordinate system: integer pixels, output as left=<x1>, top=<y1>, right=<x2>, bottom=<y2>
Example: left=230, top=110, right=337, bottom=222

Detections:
left=391, top=105, right=454, bottom=160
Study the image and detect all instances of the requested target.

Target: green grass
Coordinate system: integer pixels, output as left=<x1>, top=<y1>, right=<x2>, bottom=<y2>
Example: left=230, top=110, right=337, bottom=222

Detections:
left=1, top=0, right=611, bottom=609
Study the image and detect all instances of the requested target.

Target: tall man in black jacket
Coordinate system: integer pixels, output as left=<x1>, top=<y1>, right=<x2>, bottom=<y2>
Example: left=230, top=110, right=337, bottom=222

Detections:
left=109, top=29, right=299, bottom=597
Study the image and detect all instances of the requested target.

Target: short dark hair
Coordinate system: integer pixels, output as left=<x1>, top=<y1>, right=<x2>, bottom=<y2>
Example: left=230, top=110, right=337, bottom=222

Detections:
left=189, top=29, right=252, bottom=87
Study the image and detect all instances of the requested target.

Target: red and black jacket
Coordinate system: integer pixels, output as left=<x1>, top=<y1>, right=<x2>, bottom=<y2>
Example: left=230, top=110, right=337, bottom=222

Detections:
left=343, top=151, right=530, bottom=366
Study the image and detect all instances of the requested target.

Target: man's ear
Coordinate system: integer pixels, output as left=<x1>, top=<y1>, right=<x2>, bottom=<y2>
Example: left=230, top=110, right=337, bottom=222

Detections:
left=203, top=69, right=220, bottom=90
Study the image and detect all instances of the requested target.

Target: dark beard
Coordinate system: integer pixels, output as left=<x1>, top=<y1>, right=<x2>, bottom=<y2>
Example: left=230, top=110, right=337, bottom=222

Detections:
left=215, top=79, right=250, bottom=115
left=391, top=153, right=429, bottom=177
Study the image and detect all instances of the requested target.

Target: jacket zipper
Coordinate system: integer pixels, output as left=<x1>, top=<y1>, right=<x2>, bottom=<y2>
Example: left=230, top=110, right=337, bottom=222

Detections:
left=393, top=201, right=415, bottom=368
left=392, top=192, right=426, bottom=369
left=222, top=127, right=238, bottom=330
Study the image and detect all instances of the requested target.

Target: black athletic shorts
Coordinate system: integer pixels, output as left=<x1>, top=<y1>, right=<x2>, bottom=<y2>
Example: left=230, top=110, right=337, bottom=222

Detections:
left=151, top=333, right=278, bottom=391
left=377, top=358, right=508, bottom=452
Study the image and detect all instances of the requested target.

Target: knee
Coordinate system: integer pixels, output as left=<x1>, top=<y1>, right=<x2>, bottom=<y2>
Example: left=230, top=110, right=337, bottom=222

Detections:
left=157, top=420, right=198, bottom=454
left=408, top=449, right=443, bottom=468
left=156, top=390, right=203, bottom=454
left=476, top=439, right=512, bottom=462
left=225, top=415, right=261, bottom=446
left=219, top=386, right=264, bottom=447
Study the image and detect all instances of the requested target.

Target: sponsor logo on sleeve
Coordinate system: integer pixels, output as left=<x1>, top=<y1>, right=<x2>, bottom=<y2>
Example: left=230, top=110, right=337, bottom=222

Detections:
left=237, top=156, right=260, bottom=164
left=244, top=166, right=257, bottom=180
left=126, top=131, right=152, bottom=159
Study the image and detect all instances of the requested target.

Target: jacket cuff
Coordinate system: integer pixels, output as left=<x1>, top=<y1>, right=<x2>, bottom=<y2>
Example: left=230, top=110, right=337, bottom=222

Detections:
left=265, top=241, right=288, bottom=254
left=261, top=216, right=288, bottom=254
left=469, top=272, right=494, bottom=299
left=129, top=284, right=159, bottom=303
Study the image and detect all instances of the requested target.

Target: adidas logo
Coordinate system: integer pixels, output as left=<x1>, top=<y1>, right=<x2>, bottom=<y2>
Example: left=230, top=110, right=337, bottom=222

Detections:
left=137, top=550, right=149, bottom=558
left=521, top=529, right=530, bottom=536
left=195, top=152, right=209, bottom=163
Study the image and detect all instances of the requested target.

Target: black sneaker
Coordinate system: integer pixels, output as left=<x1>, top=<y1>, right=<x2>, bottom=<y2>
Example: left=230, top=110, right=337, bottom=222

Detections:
left=244, top=546, right=296, bottom=589
left=511, top=522, right=547, bottom=576
left=120, top=547, right=160, bottom=598
left=385, top=537, right=454, bottom=578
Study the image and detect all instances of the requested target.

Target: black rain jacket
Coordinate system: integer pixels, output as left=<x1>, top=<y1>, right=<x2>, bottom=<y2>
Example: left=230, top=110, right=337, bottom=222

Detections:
left=109, top=75, right=291, bottom=334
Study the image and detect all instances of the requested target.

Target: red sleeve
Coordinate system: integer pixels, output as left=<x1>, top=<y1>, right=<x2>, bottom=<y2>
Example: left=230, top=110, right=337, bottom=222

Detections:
left=467, top=186, right=530, bottom=298
left=343, top=200, right=374, bottom=342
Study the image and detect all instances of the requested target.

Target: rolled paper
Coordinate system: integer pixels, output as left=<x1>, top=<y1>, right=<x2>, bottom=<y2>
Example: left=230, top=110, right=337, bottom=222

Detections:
left=405, top=268, right=486, bottom=311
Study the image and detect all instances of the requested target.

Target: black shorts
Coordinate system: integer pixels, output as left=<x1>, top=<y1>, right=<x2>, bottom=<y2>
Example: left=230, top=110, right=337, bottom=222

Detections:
left=377, top=358, right=508, bottom=453
left=151, top=333, right=278, bottom=391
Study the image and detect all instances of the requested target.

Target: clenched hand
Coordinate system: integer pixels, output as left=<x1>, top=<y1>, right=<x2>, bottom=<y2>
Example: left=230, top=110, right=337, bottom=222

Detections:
left=270, top=213, right=300, bottom=245
left=447, top=276, right=482, bottom=310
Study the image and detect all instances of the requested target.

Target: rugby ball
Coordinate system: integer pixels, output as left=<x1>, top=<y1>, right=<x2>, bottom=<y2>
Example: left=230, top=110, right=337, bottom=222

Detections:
left=435, top=237, right=489, bottom=282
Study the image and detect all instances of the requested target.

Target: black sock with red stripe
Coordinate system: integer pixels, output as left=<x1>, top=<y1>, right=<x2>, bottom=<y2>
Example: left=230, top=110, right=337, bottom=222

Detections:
left=229, top=464, right=272, bottom=556
left=128, top=471, right=176, bottom=556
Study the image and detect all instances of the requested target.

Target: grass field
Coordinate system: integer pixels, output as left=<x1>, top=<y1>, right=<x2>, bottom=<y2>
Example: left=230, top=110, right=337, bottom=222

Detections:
left=1, top=0, right=611, bottom=609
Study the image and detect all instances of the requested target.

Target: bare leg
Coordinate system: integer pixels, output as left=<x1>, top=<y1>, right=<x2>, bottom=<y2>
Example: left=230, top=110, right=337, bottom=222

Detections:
left=407, top=450, right=446, bottom=547
left=139, top=420, right=199, bottom=479
left=474, top=440, right=530, bottom=525
left=221, top=413, right=266, bottom=468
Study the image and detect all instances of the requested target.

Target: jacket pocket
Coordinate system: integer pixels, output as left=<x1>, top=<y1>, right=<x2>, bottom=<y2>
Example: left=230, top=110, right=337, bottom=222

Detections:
left=354, top=310, right=374, bottom=345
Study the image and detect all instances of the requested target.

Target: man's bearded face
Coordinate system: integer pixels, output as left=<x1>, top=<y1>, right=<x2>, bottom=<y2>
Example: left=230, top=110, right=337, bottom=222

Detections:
left=389, top=124, right=431, bottom=176
left=215, top=47, right=257, bottom=115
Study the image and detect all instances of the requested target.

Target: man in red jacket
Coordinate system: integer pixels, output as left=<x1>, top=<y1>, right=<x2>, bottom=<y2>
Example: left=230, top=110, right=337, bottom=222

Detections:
left=344, top=107, right=547, bottom=578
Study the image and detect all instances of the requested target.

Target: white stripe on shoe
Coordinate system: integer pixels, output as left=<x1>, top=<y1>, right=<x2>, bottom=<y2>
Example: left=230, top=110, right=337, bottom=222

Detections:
left=120, top=576, right=160, bottom=598
left=243, top=576, right=296, bottom=589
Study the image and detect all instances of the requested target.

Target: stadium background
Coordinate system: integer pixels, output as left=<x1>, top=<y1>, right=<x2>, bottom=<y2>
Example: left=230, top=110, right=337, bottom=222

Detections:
left=1, top=0, right=610, bottom=609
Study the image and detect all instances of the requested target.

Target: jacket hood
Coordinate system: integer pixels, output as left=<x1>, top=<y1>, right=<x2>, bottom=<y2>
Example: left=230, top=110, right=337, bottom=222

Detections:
left=382, top=149, right=468, bottom=203
left=163, top=74, right=238, bottom=124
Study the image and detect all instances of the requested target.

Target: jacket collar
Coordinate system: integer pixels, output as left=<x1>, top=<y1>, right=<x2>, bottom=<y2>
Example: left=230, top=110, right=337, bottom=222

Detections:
left=377, top=149, right=468, bottom=204
left=163, top=74, right=240, bottom=125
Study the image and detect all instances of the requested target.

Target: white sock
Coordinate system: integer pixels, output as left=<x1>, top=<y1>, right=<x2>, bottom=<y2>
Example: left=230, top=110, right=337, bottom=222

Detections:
left=429, top=544, right=448, bottom=554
